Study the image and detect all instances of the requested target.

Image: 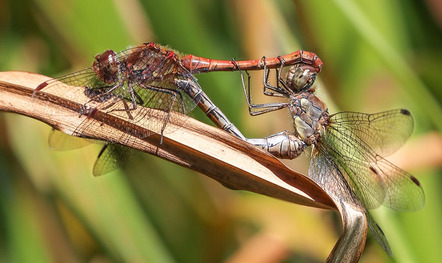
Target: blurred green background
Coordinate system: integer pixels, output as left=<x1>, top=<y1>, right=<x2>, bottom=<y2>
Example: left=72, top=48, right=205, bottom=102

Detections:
left=1, top=0, right=441, bottom=262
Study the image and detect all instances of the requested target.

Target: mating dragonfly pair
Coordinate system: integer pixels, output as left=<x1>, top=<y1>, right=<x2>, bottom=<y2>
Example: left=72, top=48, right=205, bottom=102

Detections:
left=35, top=42, right=424, bottom=256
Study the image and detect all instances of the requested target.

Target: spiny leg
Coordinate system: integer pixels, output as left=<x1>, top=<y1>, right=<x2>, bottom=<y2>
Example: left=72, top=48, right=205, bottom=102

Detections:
left=232, top=58, right=290, bottom=116
left=137, top=84, right=181, bottom=144
left=262, top=56, right=289, bottom=97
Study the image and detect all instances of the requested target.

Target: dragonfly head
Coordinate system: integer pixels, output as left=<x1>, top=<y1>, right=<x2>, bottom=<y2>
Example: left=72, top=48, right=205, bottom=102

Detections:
left=93, top=49, right=120, bottom=84
left=286, top=65, right=317, bottom=92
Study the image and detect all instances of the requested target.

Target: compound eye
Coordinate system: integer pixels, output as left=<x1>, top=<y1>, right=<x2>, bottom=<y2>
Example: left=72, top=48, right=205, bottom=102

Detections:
left=93, top=50, right=119, bottom=84
left=286, top=65, right=317, bottom=92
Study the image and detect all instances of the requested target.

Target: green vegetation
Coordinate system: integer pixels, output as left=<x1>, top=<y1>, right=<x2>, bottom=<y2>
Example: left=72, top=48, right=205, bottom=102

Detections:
left=1, top=0, right=440, bottom=262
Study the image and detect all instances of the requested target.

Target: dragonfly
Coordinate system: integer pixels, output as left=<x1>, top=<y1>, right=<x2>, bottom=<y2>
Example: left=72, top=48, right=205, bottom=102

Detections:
left=34, top=42, right=423, bottom=255
left=34, top=42, right=321, bottom=175
left=215, top=57, right=424, bottom=256
left=180, top=51, right=424, bottom=208
left=177, top=48, right=425, bottom=255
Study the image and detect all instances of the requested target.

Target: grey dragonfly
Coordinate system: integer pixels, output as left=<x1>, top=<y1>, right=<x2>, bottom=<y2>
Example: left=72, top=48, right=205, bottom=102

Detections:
left=209, top=57, right=425, bottom=256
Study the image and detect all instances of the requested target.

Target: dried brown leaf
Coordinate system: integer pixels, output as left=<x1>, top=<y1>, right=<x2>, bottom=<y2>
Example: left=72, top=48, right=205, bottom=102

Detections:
left=0, top=71, right=335, bottom=210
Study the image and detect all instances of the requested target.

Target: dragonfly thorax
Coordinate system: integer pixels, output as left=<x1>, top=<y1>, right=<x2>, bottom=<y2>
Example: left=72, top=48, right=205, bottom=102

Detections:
left=125, top=43, right=182, bottom=84
left=290, top=92, right=329, bottom=145
left=93, top=50, right=120, bottom=84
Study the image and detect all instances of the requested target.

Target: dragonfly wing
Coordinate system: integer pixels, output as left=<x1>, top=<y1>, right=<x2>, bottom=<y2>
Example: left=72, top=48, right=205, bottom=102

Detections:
left=309, top=152, right=393, bottom=256
left=49, top=129, right=136, bottom=177
left=132, top=78, right=199, bottom=116
left=36, top=68, right=105, bottom=96
left=48, top=130, right=130, bottom=177
left=308, top=150, right=361, bottom=206
left=48, top=129, right=92, bottom=150
left=317, top=130, right=385, bottom=209
left=323, top=122, right=424, bottom=211
left=373, top=157, right=425, bottom=211
left=365, top=210, right=392, bottom=257
left=330, top=109, right=414, bottom=157
left=93, top=144, right=135, bottom=176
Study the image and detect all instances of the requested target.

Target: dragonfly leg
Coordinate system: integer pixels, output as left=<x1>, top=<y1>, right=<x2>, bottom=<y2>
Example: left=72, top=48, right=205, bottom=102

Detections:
left=262, top=56, right=289, bottom=97
left=276, top=56, right=290, bottom=89
left=121, top=99, right=135, bottom=120
left=104, top=84, right=143, bottom=117
left=232, top=59, right=290, bottom=116
left=127, top=82, right=144, bottom=109
left=84, top=84, right=119, bottom=103
left=82, top=77, right=137, bottom=114
left=80, top=83, right=125, bottom=116
left=100, top=99, right=135, bottom=120
left=140, top=84, right=184, bottom=143
left=98, top=83, right=140, bottom=117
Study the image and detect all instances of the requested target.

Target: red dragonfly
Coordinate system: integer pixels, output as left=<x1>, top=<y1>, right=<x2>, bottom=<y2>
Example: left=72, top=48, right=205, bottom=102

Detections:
left=34, top=42, right=320, bottom=175
left=35, top=43, right=321, bottom=139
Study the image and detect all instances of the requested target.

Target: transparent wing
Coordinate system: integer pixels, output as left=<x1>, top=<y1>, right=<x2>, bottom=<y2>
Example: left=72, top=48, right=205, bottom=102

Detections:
left=308, top=153, right=392, bottom=256
left=48, top=129, right=92, bottom=151
left=365, top=210, right=392, bottom=257
left=48, top=129, right=135, bottom=176
left=34, top=68, right=104, bottom=99
left=329, top=109, right=414, bottom=157
left=308, top=150, right=360, bottom=206
left=93, top=144, right=135, bottom=176
left=315, top=133, right=384, bottom=209
left=129, top=79, right=199, bottom=118
left=373, top=156, right=425, bottom=211
left=319, top=117, right=425, bottom=211
left=34, top=46, right=137, bottom=96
